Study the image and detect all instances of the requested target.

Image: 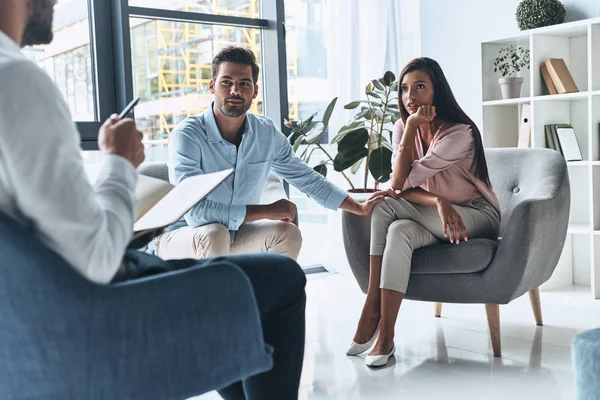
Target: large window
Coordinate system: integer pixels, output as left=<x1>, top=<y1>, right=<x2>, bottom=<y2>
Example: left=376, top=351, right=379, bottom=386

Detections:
left=23, top=0, right=95, bottom=121
left=284, top=0, right=333, bottom=267
left=21, top=0, right=277, bottom=149
left=129, top=16, right=264, bottom=162
left=129, top=0, right=260, bottom=18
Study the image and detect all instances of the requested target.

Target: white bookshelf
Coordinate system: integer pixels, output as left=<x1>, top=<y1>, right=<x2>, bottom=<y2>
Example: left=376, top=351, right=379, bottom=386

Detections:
left=481, top=18, right=600, bottom=298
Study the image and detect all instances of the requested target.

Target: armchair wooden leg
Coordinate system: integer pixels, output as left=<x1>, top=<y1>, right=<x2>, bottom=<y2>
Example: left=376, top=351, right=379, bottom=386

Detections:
left=485, top=304, right=501, bottom=357
left=434, top=302, right=442, bottom=318
left=528, top=288, right=543, bottom=326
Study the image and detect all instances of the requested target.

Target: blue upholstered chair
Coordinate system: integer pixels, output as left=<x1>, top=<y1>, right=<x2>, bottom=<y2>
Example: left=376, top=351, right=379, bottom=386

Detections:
left=0, top=211, right=273, bottom=399
left=572, top=328, right=600, bottom=399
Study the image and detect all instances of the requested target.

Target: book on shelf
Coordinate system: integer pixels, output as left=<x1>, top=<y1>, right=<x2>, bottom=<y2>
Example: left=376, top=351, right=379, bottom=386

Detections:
left=544, top=123, right=582, bottom=161
left=131, top=169, right=234, bottom=243
left=540, top=63, right=558, bottom=95
left=543, top=58, right=579, bottom=94
left=555, top=125, right=582, bottom=161
left=545, top=124, right=563, bottom=154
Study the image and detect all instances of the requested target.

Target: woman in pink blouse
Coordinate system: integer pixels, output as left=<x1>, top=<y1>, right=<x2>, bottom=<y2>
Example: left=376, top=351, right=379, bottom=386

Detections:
left=347, top=57, right=501, bottom=367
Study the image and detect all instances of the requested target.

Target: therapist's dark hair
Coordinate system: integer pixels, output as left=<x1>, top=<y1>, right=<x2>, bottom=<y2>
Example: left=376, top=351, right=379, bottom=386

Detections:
left=212, top=46, right=260, bottom=84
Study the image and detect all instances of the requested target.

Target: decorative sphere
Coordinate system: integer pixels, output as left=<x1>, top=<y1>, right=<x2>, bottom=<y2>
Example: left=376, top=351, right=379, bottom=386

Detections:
left=515, top=0, right=566, bottom=30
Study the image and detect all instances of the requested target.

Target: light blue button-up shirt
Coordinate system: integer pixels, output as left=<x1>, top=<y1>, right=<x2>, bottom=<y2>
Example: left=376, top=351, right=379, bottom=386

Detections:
left=167, top=104, right=349, bottom=239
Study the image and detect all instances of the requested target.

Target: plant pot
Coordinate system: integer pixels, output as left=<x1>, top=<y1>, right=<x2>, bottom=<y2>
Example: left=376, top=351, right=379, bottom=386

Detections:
left=347, top=188, right=376, bottom=203
left=498, top=77, right=523, bottom=99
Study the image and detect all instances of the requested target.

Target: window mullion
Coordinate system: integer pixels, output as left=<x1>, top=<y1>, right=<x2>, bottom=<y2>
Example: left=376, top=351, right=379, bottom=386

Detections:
left=89, top=0, right=117, bottom=123
left=261, top=0, right=289, bottom=132
left=110, top=0, right=135, bottom=113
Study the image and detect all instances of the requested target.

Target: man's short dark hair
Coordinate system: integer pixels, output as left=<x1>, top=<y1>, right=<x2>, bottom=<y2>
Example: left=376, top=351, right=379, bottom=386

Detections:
left=212, top=46, right=260, bottom=84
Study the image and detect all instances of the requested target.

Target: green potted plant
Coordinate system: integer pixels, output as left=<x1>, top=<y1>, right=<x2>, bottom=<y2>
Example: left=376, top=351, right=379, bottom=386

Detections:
left=515, top=0, right=566, bottom=30
left=493, top=45, right=530, bottom=99
left=285, top=97, right=357, bottom=191
left=331, top=71, right=400, bottom=193
left=286, top=71, right=400, bottom=194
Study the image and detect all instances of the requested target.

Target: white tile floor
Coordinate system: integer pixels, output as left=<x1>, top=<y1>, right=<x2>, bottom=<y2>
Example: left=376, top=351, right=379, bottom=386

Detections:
left=195, top=273, right=600, bottom=400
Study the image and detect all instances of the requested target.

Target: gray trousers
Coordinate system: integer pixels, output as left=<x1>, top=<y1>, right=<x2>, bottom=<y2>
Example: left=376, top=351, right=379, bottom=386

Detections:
left=370, top=197, right=500, bottom=293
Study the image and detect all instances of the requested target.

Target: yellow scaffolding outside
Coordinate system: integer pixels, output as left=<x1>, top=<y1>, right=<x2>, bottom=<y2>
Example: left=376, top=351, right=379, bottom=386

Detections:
left=154, top=0, right=298, bottom=137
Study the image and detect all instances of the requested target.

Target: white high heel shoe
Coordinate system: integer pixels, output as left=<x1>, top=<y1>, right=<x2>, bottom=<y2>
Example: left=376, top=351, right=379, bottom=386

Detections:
left=365, top=343, right=395, bottom=368
left=346, top=323, right=381, bottom=356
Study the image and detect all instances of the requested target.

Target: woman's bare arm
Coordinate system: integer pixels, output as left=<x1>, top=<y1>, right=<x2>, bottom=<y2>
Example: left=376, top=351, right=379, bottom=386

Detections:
left=398, top=187, right=445, bottom=207
left=390, top=120, right=418, bottom=191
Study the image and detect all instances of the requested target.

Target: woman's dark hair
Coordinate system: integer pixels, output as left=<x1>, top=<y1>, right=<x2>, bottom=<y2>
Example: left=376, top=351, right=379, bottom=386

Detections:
left=212, top=46, right=260, bottom=84
left=398, top=57, right=491, bottom=185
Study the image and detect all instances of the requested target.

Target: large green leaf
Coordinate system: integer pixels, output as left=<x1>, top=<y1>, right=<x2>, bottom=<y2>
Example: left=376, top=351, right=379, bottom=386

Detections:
left=314, top=162, right=328, bottom=177
left=334, top=147, right=369, bottom=172
left=383, top=71, right=396, bottom=86
left=321, top=97, right=338, bottom=130
left=380, top=138, right=393, bottom=152
left=293, top=135, right=304, bottom=153
left=331, top=125, right=367, bottom=144
left=368, top=147, right=393, bottom=183
left=347, top=120, right=364, bottom=129
left=305, top=122, right=325, bottom=143
left=367, top=91, right=383, bottom=101
left=372, top=79, right=385, bottom=91
left=391, top=81, right=399, bottom=92
left=344, top=101, right=362, bottom=110
left=301, top=111, right=318, bottom=130
left=350, top=157, right=364, bottom=174
left=354, top=109, right=371, bottom=120
left=338, top=127, right=369, bottom=152
left=369, top=135, right=393, bottom=152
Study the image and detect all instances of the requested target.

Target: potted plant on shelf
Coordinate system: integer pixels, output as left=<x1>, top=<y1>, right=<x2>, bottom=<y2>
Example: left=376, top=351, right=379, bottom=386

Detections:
left=515, top=0, right=566, bottom=30
left=331, top=71, right=400, bottom=193
left=493, top=45, right=530, bottom=99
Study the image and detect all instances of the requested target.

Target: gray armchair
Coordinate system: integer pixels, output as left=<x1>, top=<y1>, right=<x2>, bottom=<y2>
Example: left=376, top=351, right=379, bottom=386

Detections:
left=342, top=148, right=570, bottom=357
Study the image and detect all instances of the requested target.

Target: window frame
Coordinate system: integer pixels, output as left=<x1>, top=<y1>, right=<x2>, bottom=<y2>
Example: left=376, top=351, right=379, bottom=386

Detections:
left=77, top=0, right=289, bottom=150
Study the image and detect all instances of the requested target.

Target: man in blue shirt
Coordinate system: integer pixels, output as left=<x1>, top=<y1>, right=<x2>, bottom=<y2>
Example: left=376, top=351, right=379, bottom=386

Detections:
left=154, top=46, right=383, bottom=260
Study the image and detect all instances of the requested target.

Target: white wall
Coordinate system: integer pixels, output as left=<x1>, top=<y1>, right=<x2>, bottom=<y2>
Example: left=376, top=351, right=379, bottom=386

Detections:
left=419, top=0, right=600, bottom=129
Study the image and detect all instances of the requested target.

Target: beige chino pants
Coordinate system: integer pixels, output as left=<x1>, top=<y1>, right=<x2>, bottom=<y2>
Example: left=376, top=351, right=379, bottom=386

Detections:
left=155, top=220, right=303, bottom=261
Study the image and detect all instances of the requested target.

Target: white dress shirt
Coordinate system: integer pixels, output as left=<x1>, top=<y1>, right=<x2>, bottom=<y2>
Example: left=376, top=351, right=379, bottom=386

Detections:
left=0, top=31, right=137, bottom=283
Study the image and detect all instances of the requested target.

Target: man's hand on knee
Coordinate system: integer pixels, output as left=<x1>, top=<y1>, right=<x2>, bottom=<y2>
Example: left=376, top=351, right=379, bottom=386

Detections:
left=265, top=199, right=297, bottom=223
left=245, top=199, right=297, bottom=223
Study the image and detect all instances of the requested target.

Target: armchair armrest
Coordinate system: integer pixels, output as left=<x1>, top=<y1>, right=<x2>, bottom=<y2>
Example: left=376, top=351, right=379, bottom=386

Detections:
left=482, top=174, right=570, bottom=304
left=89, top=262, right=273, bottom=399
left=0, top=248, right=272, bottom=399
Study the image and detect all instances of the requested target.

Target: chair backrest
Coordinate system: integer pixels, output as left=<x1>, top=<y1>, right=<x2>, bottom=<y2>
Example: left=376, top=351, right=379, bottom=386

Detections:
left=0, top=212, right=86, bottom=286
left=137, top=162, right=288, bottom=204
left=485, top=148, right=569, bottom=236
left=137, top=161, right=170, bottom=181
